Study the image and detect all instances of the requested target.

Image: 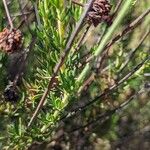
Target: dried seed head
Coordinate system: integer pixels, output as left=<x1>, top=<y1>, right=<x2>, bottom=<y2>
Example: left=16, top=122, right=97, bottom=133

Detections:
left=87, top=0, right=112, bottom=27
left=0, top=28, right=23, bottom=53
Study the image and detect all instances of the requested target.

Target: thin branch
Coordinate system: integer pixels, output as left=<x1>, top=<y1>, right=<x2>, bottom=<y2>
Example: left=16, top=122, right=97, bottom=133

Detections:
left=97, top=24, right=108, bottom=45
left=77, top=73, right=95, bottom=92
left=78, top=8, right=150, bottom=92
left=10, top=11, right=32, bottom=17
left=48, top=86, right=146, bottom=143
left=111, top=0, right=123, bottom=19
left=28, top=0, right=95, bottom=127
left=87, top=55, right=150, bottom=110
left=71, top=0, right=84, bottom=7
left=119, top=29, right=150, bottom=73
left=2, top=0, right=14, bottom=29
left=106, top=7, right=150, bottom=50
left=74, top=0, right=123, bottom=69
left=33, top=1, right=42, bottom=28
left=12, top=37, right=36, bottom=87
left=69, top=87, right=145, bottom=133
left=101, top=48, right=150, bottom=74
left=60, top=55, right=150, bottom=122
left=12, top=1, right=36, bottom=86
left=71, top=25, right=91, bottom=60
left=58, top=8, right=150, bottom=123
left=11, top=1, right=31, bottom=29
left=98, top=7, right=150, bottom=71
left=97, top=0, right=123, bottom=45
left=18, top=0, right=33, bottom=35
left=97, top=26, right=150, bottom=78
left=84, top=7, right=150, bottom=65
left=77, top=0, right=135, bottom=83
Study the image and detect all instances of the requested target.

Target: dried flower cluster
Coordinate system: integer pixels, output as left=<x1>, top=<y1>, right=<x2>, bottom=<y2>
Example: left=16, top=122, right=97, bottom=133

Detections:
left=87, top=0, right=111, bottom=27
left=0, top=28, right=23, bottom=53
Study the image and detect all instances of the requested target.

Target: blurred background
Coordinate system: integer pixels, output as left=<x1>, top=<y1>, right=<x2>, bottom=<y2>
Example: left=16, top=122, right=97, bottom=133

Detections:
left=0, top=0, right=150, bottom=149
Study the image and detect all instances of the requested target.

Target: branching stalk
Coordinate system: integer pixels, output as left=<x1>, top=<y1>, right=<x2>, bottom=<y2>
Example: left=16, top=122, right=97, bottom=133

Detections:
left=78, top=8, right=150, bottom=92
left=77, top=0, right=133, bottom=83
left=60, top=55, right=150, bottom=121
left=28, top=0, right=95, bottom=127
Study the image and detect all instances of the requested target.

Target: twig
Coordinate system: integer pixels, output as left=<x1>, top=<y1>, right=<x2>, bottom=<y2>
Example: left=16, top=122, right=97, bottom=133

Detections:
left=106, top=7, right=150, bottom=50
left=69, top=87, right=144, bottom=133
left=59, top=55, right=150, bottom=122
left=98, top=7, right=150, bottom=70
left=83, top=6, right=150, bottom=65
left=71, top=25, right=91, bottom=61
left=71, top=0, right=84, bottom=7
left=12, top=1, right=36, bottom=86
left=78, top=8, right=150, bottom=92
left=2, top=0, right=14, bottom=29
left=119, top=29, right=150, bottom=73
left=78, top=73, right=95, bottom=92
left=33, top=1, right=42, bottom=28
left=48, top=86, right=146, bottom=143
left=18, top=0, right=33, bottom=35
left=111, top=0, right=123, bottom=19
left=77, top=0, right=134, bottom=84
left=97, top=0, right=123, bottom=45
left=89, top=55, right=150, bottom=109
left=78, top=9, right=150, bottom=93
left=11, top=1, right=31, bottom=29
left=97, top=24, right=108, bottom=45
left=75, top=0, right=123, bottom=68
left=10, top=11, right=32, bottom=17
left=13, top=37, right=36, bottom=87
left=28, top=0, right=95, bottom=127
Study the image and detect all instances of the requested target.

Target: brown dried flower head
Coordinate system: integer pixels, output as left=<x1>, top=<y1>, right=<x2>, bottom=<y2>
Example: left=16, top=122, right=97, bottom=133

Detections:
left=0, top=28, right=23, bottom=53
left=87, top=0, right=112, bottom=27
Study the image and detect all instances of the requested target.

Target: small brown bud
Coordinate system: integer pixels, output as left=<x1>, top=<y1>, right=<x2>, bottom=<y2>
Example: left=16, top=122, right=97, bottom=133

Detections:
left=87, top=0, right=112, bottom=27
left=0, top=28, right=23, bottom=53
